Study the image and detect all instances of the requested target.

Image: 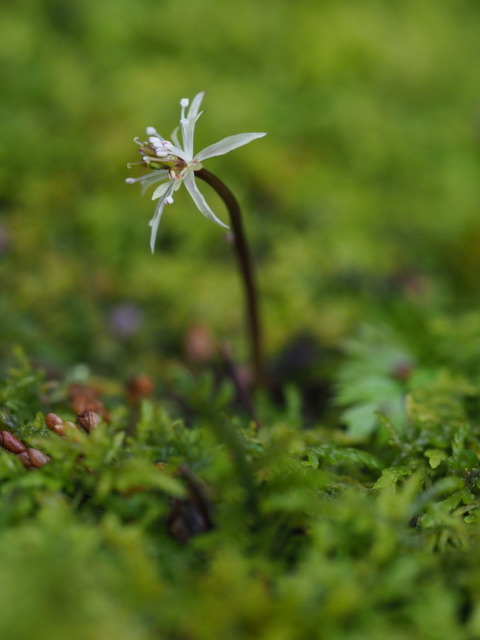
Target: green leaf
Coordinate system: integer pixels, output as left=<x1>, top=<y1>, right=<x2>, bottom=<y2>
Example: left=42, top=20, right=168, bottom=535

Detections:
left=374, top=466, right=414, bottom=489
left=425, top=449, right=447, bottom=469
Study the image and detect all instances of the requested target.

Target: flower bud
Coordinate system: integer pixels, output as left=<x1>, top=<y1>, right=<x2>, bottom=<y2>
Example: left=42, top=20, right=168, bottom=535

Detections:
left=76, top=410, right=102, bottom=433
left=17, top=451, right=34, bottom=470
left=125, top=375, right=154, bottom=405
left=0, top=430, right=26, bottom=454
left=45, top=413, right=64, bottom=430
left=27, top=448, right=50, bottom=468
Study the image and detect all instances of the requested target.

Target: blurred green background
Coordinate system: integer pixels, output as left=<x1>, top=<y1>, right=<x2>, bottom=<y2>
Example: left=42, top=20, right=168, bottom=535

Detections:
left=1, top=0, right=480, bottom=376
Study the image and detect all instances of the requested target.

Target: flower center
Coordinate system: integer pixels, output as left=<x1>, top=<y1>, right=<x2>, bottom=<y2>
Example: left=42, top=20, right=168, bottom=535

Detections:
left=135, top=136, right=185, bottom=172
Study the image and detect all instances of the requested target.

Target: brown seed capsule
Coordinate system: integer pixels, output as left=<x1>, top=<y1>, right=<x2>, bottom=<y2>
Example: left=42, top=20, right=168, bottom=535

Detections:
left=184, top=324, right=216, bottom=364
left=125, top=375, right=155, bottom=405
left=51, top=423, right=65, bottom=436
left=76, top=410, right=101, bottom=433
left=0, top=430, right=27, bottom=454
left=392, top=362, right=413, bottom=381
left=68, top=383, right=110, bottom=421
left=27, top=448, right=50, bottom=468
left=45, top=413, right=64, bottom=430
left=17, top=451, right=35, bottom=470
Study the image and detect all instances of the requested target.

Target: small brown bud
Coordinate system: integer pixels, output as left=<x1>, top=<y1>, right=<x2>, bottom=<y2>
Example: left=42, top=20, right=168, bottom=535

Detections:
left=1, top=430, right=27, bottom=454
left=27, top=448, right=50, bottom=468
left=51, top=423, right=65, bottom=436
left=392, top=362, right=413, bottom=381
left=68, top=383, right=110, bottom=421
left=76, top=410, right=101, bottom=433
left=125, top=375, right=155, bottom=405
left=17, top=451, right=35, bottom=469
left=45, top=413, right=64, bottom=430
left=184, top=324, right=216, bottom=364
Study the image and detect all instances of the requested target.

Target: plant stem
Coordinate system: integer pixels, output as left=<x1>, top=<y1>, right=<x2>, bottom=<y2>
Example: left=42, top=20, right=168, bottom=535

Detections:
left=195, top=168, right=264, bottom=388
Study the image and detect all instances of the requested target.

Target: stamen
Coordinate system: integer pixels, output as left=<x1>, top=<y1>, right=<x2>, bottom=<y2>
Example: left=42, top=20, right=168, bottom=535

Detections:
left=165, top=196, right=174, bottom=204
left=180, top=98, right=189, bottom=123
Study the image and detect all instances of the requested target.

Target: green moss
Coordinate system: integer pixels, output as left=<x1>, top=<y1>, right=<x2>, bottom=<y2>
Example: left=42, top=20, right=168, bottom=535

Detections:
left=0, top=342, right=480, bottom=637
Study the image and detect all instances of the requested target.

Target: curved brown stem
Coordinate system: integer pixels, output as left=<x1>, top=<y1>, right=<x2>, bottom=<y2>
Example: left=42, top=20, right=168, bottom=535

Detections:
left=195, top=168, right=264, bottom=388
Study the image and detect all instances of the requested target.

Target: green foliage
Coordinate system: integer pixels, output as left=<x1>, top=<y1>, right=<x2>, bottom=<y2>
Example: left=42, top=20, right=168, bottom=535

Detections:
left=0, top=354, right=479, bottom=638
left=0, top=348, right=45, bottom=429
left=336, top=325, right=413, bottom=437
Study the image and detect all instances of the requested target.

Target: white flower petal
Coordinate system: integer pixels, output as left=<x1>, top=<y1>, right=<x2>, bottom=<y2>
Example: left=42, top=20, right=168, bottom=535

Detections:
left=184, top=173, right=229, bottom=228
left=149, top=183, right=176, bottom=253
left=181, top=119, right=195, bottom=158
left=195, top=132, right=266, bottom=161
left=151, top=181, right=172, bottom=200
left=141, top=173, right=168, bottom=195
left=126, top=170, right=169, bottom=195
left=181, top=92, right=205, bottom=158
left=187, top=92, right=205, bottom=121
left=171, top=126, right=181, bottom=148
left=149, top=203, right=166, bottom=253
left=125, top=171, right=165, bottom=185
left=186, top=111, right=203, bottom=154
left=167, top=141, right=190, bottom=162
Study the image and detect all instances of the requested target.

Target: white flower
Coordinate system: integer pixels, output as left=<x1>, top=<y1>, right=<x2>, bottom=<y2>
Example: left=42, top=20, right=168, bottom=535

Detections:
left=126, top=91, right=266, bottom=253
